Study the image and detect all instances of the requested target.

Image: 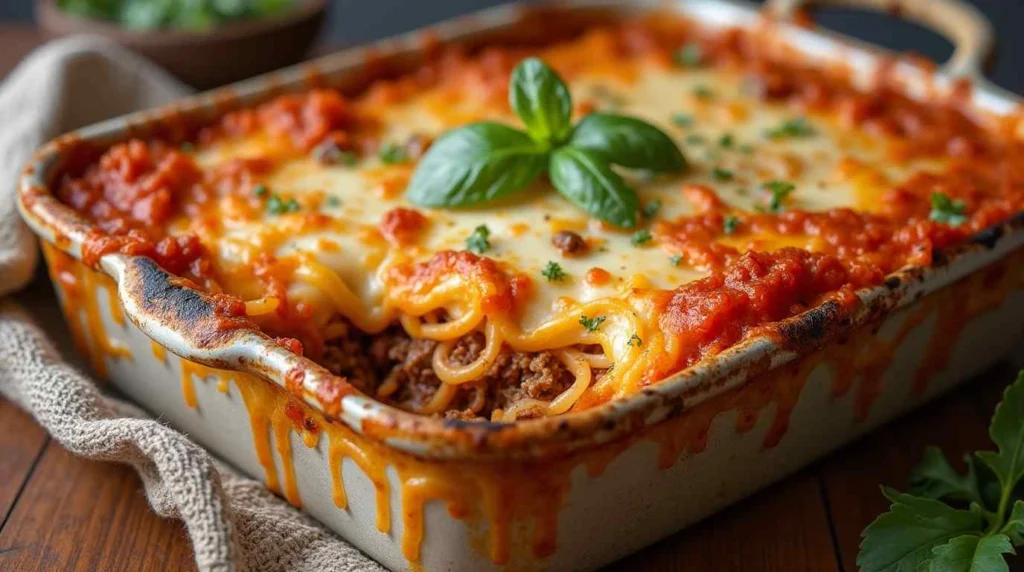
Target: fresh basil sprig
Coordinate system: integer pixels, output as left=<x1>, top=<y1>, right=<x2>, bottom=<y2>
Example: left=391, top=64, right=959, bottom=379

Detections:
left=406, top=57, right=687, bottom=228
left=858, top=370, right=1024, bottom=572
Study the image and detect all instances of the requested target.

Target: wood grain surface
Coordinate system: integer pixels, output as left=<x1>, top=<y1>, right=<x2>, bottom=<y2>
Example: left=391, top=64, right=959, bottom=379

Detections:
left=0, top=23, right=1021, bottom=572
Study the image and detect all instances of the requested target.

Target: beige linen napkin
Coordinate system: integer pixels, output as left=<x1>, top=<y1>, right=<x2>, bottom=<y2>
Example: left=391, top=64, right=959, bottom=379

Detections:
left=0, top=37, right=383, bottom=572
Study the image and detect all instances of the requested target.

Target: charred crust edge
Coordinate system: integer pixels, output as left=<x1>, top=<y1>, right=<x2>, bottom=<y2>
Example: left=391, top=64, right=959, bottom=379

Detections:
left=777, top=299, right=845, bottom=353
left=126, top=257, right=235, bottom=349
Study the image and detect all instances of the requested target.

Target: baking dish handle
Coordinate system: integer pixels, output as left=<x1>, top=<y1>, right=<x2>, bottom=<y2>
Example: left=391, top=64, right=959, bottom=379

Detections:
left=765, top=0, right=994, bottom=79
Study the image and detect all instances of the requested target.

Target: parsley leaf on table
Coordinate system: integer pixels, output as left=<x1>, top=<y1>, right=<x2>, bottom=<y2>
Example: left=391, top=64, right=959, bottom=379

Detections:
left=859, top=371, right=1024, bottom=572
left=1001, top=502, right=1024, bottom=544
left=975, top=374, right=1024, bottom=500
left=927, top=534, right=1013, bottom=572
left=858, top=491, right=986, bottom=572
left=910, top=447, right=986, bottom=507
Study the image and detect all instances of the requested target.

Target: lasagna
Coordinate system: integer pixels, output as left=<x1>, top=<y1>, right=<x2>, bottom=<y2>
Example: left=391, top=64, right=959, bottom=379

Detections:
left=57, top=14, right=1024, bottom=422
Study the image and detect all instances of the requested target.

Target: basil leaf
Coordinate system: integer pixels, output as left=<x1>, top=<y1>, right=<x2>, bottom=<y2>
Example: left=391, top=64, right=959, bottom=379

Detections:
left=549, top=147, right=639, bottom=228
left=510, top=57, right=573, bottom=144
left=568, top=113, right=687, bottom=173
left=926, top=534, right=1013, bottom=572
left=406, top=122, right=547, bottom=207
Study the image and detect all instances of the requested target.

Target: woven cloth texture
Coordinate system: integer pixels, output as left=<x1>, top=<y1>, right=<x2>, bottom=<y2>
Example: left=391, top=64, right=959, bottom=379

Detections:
left=0, top=36, right=383, bottom=572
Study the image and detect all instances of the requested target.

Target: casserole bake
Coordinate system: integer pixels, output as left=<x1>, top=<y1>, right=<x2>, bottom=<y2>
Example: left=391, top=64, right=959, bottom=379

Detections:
left=17, top=0, right=1024, bottom=569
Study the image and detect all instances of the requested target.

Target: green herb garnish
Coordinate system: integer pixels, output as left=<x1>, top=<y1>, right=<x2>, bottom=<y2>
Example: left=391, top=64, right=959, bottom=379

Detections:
left=643, top=199, right=662, bottom=218
left=57, top=0, right=299, bottom=31
left=719, top=133, right=734, bottom=148
left=693, top=86, right=714, bottom=100
left=541, top=261, right=566, bottom=282
left=314, top=141, right=357, bottom=167
left=858, top=370, right=1024, bottom=572
left=630, top=229, right=653, bottom=246
left=672, top=113, right=694, bottom=128
left=627, top=334, right=643, bottom=347
left=579, top=315, right=607, bottom=332
left=180, top=142, right=195, bottom=153
left=378, top=142, right=407, bottom=165
left=406, top=58, right=686, bottom=228
left=712, top=167, right=734, bottom=181
left=763, top=181, right=796, bottom=213
left=267, top=194, right=300, bottom=215
left=674, top=44, right=703, bottom=67
left=669, top=254, right=683, bottom=266
left=765, top=117, right=815, bottom=139
left=252, top=184, right=268, bottom=197
left=465, top=225, right=491, bottom=254
left=685, top=134, right=705, bottom=145
left=930, top=193, right=968, bottom=226
left=723, top=215, right=740, bottom=235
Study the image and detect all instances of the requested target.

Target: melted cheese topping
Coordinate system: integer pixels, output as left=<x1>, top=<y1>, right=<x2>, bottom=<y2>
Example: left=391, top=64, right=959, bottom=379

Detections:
left=194, top=62, right=880, bottom=323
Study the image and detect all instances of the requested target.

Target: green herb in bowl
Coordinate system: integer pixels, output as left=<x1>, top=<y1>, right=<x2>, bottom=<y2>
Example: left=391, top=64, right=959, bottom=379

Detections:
left=57, top=0, right=299, bottom=31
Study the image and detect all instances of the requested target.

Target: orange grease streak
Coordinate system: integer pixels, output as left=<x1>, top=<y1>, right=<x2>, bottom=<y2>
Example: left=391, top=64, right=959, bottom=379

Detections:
left=41, top=242, right=132, bottom=379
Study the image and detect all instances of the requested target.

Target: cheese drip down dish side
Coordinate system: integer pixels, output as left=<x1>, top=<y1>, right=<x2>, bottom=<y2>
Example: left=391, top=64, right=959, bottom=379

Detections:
left=55, top=13, right=1024, bottom=423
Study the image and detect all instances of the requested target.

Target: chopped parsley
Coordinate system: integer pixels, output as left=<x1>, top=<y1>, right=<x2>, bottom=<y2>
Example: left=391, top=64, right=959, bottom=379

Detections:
left=541, top=261, right=566, bottom=281
left=723, top=215, right=740, bottom=234
left=180, top=142, right=195, bottom=153
left=627, top=333, right=643, bottom=347
left=267, top=194, right=300, bottom=215
left=693, top=86, right=714, bottom=100
left=378, top=142, right=407, bottom=165
left=674, top=43, right=703, bottom=67
left=252, top=184, right=268, bottom=197
left=671, top=113, right=694, bottom=128
left=737, top=143, right=755, bottom=154
left=590, top=85, right=627, bottom=109
left=643, top=199, right=662, bottom=218
left=465, top=225, right=491, bottom=254
left=630, top=229, right=653, bottom=246
left=712, top=167, right=734, bottom=181
left=685, top=134, right=706, bottom=145
left=314, top=141, right=357, bottom=166
left=765, top=117, right=815, bottom=139
left=669, top=253, right=683, bottom=266
left=579, top=315, right=607, bottom=332
left=324, top=195, right=342, bottom=208
left=929, top=192, right=968, bottom=226
left=763, top=180, right=796, bottom=213
left=719, top=133, right=734, bottom=148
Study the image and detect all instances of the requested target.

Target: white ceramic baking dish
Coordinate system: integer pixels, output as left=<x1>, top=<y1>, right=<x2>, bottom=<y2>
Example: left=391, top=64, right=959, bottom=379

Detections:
left=17, top=0, right=1024, bottom=570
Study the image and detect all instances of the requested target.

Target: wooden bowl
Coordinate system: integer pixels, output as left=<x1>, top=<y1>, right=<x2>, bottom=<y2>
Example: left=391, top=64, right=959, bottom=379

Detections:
left=36, top=0, right=327, bottom=89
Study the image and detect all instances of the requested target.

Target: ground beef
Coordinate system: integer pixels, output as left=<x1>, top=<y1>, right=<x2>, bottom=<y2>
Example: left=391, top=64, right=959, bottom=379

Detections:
left=318, top=319, right=575, bottom=420
left=551, top=230, right=588, bottom=256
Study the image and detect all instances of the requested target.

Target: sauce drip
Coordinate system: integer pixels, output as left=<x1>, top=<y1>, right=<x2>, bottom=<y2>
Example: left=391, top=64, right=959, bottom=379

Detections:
left=42, top=242, right=131, bottom=379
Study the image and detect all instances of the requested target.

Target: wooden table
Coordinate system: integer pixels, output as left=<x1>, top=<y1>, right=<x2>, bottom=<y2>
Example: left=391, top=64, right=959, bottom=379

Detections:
left=0, top=24, right=1020, bottom=572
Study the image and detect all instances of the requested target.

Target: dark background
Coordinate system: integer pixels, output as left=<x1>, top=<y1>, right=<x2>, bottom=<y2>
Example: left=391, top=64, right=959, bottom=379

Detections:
left=2, top=0, right=1023, bottom=93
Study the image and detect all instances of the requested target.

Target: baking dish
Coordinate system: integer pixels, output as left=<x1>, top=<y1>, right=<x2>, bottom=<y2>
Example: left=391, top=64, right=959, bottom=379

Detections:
left=17, top=0, right=1024, bottom=570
